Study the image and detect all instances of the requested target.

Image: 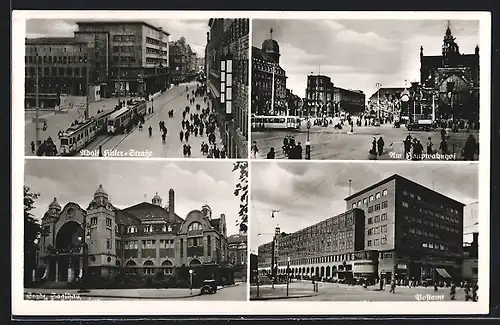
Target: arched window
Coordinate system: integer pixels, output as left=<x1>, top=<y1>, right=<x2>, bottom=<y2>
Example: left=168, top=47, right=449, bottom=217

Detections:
left=127, top=226, right=137, bottom=234
left=143, top=260, right=155, bottom=275
left=188, top=222, right=202, bottom=232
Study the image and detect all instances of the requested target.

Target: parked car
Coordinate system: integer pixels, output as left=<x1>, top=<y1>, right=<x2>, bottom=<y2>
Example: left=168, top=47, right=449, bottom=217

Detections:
left=200, top=279, right=217, bottom=294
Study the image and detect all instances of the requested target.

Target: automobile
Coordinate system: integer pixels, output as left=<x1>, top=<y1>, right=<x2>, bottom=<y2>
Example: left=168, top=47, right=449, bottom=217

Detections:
left=407, top=119, right=433, bottom=131
left=200, top=279, right=217, bottom=294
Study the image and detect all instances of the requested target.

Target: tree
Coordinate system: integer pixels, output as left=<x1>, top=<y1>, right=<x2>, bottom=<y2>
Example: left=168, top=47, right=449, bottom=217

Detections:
left=232, top=161, right=248, bottom=233
left=24, top=185, right=41, bottom=287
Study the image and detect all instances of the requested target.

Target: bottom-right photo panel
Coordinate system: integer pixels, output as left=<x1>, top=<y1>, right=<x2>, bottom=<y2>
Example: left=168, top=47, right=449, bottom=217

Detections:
left=249, top=161, right=479, bottom=302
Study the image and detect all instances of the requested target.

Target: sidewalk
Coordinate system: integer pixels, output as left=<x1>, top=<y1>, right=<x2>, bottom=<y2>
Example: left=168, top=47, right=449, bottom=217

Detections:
left=24, top=288, right=202, bottom=299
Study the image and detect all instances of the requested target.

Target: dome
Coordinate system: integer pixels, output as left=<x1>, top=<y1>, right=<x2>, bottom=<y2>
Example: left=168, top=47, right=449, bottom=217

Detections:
left=94, top=184, right=108, bottom=198
left=153, top=192, right=162, bottom=201
left=262, top=39, right=280, bottom=54
left=49, top=197, right=61, bottom=210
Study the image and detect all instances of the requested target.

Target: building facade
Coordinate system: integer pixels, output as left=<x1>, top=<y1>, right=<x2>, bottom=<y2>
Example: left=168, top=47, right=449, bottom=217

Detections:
left=168, top=42, right=188, bottom=83
left=206, top=18, right=249, bottom=159
left=251, top=38, right=287, bottom=116
left=286, top=88, right=302, bottom=117
left=368, top=87, right=405, bottom=120
left=227, top=232, right=248, bottom=281
left=420, top=23, right=480, bottom=123
left=36, top=185, right=234, bottom=286
left=257, top=174, right=465, bottom=284
left=345, top=174, right=464, bottom=282
left=333, top=87, right=366, bottom=116
left=304, top=75, right=334, bottom=118
left=25, top=38, right=93, bottom=109
left=462, top=232, right=478, bottom=281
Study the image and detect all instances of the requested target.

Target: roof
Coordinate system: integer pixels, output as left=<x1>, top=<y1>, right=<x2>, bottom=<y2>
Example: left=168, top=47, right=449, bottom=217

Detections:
left=368, top=87, right=406, bottom=101
left=113, top=207, right=141, bottom=226
left=122, top=202, right=183, bottom=222
left=227, top=233, right=247, bottom=244
left=25, top=37, right=88, bottom=45
left=109, top=106, right=131, bottom=119
left=60, top=119, right=96, bottom=137
left=76, top=21, right=170, bottom=35
left=344, top=174, right=465, bottom=206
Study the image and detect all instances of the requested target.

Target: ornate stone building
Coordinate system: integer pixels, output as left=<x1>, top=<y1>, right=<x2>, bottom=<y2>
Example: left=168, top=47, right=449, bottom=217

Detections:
left=251, top=29, right=287, bottom=116
left=420, top=22, right=480, bottom=123
left=227, top=231, right=247, bottom=281
left=36, top=185, right=233, bottom=286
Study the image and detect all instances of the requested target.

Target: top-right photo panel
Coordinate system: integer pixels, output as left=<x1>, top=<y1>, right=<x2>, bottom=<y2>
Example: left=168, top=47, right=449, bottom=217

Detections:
left=250, top=19, right=482, bottom=161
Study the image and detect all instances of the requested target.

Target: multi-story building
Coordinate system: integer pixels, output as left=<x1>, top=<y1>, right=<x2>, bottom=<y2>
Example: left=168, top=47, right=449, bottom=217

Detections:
left=463, top=201, right=479, bottom=242
left=206, top=18, right=249, bottom=158
left=25, top=21, right=171, bottom=107
left=304, top=75, right=334, bottom=117
left=462, top=232, right=478, bottom=282
left=345, top=174, right=464, bottom=282
left=258, top=209, right=366, bottom=282
left=257, top=174, right=465, bottom=284
left=227, top=231, right=247, bottom=281
left=286, top=88, right=302, bottom=117
left=420, top=22, right=480, bottom=123
left=169, top=41, right=188, bottom=83
left=36, top=185, right=235, bottom=286
left=25, top=37, right=93, bottom=109
left=333, top=87, right=365, bottom=116
left=75, top=21, right=170, bottom=97
left=368, top=87, right=405, bottom=120
left=251, top=33, right=287, bottom=116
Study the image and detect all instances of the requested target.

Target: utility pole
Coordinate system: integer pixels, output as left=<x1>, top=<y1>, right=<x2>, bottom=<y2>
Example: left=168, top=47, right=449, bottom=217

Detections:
left=376, top=82, right=382, bottom=120
left=35, top=53, right=40, bottom=152
left=349, top=179, right=352, bottom=196
left=117, top=53, right=121, bottom=106
left=271, top=63, right=276, bottom=115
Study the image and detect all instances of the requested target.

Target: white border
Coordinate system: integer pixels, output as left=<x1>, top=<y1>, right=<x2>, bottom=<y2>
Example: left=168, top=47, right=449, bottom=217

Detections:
left=12, top=10, right=490, bottom=316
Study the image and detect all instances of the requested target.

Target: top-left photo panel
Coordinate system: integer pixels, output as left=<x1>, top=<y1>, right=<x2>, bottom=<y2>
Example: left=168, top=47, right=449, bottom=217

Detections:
left=23, top=18, right=249, bottom=159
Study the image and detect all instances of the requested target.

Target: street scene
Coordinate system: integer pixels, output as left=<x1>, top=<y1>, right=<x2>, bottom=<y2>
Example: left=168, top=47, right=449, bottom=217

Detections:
left=250, top=19, right=481, bottom=160
left=249, top=162, right=480, bottom=301
left=23, top=159, right=248, bottom=301
left=24, top=18, right=249, bottom=158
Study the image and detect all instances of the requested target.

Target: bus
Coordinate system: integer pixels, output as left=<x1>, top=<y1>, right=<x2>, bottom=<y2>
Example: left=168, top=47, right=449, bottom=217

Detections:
left=251, top=115, right=301, bottom=131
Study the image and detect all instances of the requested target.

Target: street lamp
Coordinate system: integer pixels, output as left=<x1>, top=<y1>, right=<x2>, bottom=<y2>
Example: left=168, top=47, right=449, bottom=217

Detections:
left=77, top=222, right=91, bottom=293
left=286, top=256, right=291, bottom=297
left=447, top=81, right=455, bottom=123
left=189, top=269, right=194, bottom=295
left=305, top=119, right=311, bottom=160
left=32, top=238, right=39, bottom=284
left=376, top=83, right=382, bottom=120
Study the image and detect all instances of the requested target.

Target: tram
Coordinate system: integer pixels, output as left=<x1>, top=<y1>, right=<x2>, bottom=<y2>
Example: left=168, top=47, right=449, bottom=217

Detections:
left=107, top=106, right=134, bottom=134
left=251, top=115, right=301, bottom=130
left=59, top=119, right=98, bottom=156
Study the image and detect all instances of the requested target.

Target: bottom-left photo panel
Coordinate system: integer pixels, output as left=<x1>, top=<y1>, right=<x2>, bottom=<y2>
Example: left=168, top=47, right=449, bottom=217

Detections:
left=23, top=158, right=248, bottom=301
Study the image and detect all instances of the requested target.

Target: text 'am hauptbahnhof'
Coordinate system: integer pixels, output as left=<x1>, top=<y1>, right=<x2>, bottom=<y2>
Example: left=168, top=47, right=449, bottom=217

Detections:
left=257, top=174, right=468, bottom=284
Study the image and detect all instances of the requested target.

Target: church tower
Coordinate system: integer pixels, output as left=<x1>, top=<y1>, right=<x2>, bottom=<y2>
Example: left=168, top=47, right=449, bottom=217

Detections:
left=152, top=192, right=162, bottom=206
left=442, top=21, right=460, bottom=67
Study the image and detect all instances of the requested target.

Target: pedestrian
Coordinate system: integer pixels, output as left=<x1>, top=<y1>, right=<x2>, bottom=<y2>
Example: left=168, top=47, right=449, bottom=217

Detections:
left=379, top=277, right=384, bottom=291
left=161, top=133, right=166, bottom=145
left=296, top=142, right=303, bottom=159
left=434, top=281, right=439, bottom=292
left=179, top=130, right=184, bottom=142
left=450, top=282, right=456, bottom=300
left=187, top=144, right=192, bottom=158
left=185, top=131, right=190, bottom=142
left=439, top=139, right=448, bottom=155
left=462, top=134, right=477, bottom=160
left=370, top=137, right=377, bottom=156
left=403, top=135, right=412, bottom=159
left=251, top=141, right=259, bottom=159
left=465, top=284, right=471, bottom=301
left=389, top=279, right=396, bottom=294
left=472, top=283, right=478, bottom=302
left=31, top=141, right=35, bottom=154
left=377, top=136, right=385, bottom=156
left=426, top=137, right=433, bottom=155
left=267, top=147, right=275, bottom=159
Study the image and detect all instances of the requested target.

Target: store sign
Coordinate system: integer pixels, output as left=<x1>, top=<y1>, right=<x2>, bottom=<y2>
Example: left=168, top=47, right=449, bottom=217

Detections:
left=397, top=264, right=407, bottom=269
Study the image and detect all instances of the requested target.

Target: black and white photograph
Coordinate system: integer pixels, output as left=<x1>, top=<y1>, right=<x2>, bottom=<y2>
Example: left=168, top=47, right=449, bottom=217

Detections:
left=24, top=18, right=249, bottom=159
left=250, top=19, right=483, bottom=161
left=23, top=159, right=248, bottom=301
left=250, top=161, right=481, bottom=302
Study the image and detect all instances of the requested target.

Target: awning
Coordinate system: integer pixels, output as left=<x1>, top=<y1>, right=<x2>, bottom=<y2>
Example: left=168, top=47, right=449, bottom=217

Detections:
left=435, top=268, right=452, bottom=278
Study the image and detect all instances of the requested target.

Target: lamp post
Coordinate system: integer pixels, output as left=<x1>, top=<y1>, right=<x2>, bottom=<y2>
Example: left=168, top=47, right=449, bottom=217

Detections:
left=376, top=82, right=382, bottom=120
left=286, top=256, right=290, bottom=297
left=32, top=238, right=39, bottom=284
left=189, top=269, right=193, bottom=295
left=305, top=119, right=311, bottom=160
left=447, top=81, right=455, bottom=123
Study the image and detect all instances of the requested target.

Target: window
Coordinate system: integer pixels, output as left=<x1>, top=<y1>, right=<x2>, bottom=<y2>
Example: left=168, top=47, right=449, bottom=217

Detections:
left=127, top=226, right=137, bottom=234
left=422, top=242, right=428, bottom=248
left=402, top=201, right=409, bottom=208
left=381, top=213, right=387, bottom=221
left=369, top=195, right=374, bottom=202
left=144, top=225, right=152, bottom=233
left=374, top=227, right=380, bottom=234
left=368, top=217, right=373, bottom=224
left=381, top=237, right=387, bottom=244
left=417, top=195, right=421, bottom=201
left=363, top=198, right=368, bottom=205
left=106, top=218, right=112, bottom=227
left=188, top=222, right=203, bottom=232
left=367, top=240, right=372, bottom=246
left=382, top=201, right=388, bottom=209
left=368, top=206, right=374, bottom=213
left=472, top=267, right=478, bottom=275
left=90, top=217, right=97, bottom=225
left=375, top=192, right=381, bottom=199
left=375, top=204, right=381, bottom=211
left=168, top=225, right=172, bottom=232
left=107, top=238, right=112, bottom=249
left=410, top=193, right=415, bottom=198
left=357, top=201, right=361, bottom=207
left=115, top=225, right=118, bottom=234
left=382, top=189, right=388, bottom=196
left=403, top=191, right=408, bottom=196
left=352, top=203, right=356, bottom=209
left=368, top=228, right=373, bottom=235
left=374, top=239, right=380, bottom=245
left=381, top=225, right=387, bottom=233
left=375, top=215, right=380, bottom=222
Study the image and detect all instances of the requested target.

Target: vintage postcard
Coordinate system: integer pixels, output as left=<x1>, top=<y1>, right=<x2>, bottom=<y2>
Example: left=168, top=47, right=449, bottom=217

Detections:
left=20, top=15, right=249, bottom=159
left=250, top=17, right=488, bottom=162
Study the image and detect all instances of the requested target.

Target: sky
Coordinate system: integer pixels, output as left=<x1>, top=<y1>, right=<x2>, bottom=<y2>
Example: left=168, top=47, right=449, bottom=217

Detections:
left=24, top=159, right=243, bottom=236
left=25, top=19, right=208, bottom=55
left=252, top=19, right=480, bottom=99
left=250, top=162, right=478, bottom=253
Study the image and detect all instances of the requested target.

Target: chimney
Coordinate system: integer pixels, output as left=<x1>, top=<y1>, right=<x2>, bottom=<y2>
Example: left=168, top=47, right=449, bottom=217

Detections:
left=168, top=189, right=175, bottom=221
left=472, top=232, right=478, bottom=246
